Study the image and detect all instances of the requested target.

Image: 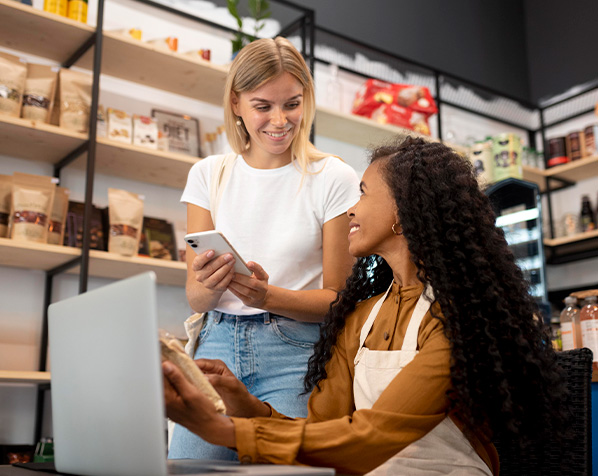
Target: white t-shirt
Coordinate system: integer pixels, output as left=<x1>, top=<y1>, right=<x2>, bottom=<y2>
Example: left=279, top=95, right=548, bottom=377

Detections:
left=181, top=154, right=360, bottom=315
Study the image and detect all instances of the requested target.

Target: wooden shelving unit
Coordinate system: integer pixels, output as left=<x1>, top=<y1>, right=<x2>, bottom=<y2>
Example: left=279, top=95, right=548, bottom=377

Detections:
left=544, top=156, right=598, bottom=183
left=544, top=229, right=598, bottom=248
left=0, top=0, right=94, bottom=63
left=0, top=116, right=87, bottom=163
left=0, top=371, right=51, bottom=384
left=0, top=238, right=186, bottom=286
left=77, top=31, right=229, bottom=104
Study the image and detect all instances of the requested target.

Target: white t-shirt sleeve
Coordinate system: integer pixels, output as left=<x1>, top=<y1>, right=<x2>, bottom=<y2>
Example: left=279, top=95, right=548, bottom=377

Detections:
left=180, top=155, right=218, bottom=210
left=322, top=157, right=361, bottom=223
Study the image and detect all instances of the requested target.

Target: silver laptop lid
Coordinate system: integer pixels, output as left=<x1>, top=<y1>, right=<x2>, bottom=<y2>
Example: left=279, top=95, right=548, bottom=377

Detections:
left=49, top=272, right=168, bottom=476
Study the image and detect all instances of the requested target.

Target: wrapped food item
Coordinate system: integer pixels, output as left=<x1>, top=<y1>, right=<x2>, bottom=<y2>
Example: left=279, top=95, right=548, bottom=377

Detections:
left=67, top=0, right=88, bottom=23
left=47, top=186, right=70, bottom=245
left=352, top=79, right=437, bottom=135
left=147, top=37, right=178, bottom=53
left=63, top=200, right=106, bottom=250
left=159, top=329, right=226, bottom=413
left=10, top=172, right=56, bottom=243
left=138, top=216, right=177, bottom=260
left=113, top=28, right=142, bottom=41
left=108, top=188, right=143, bottom=257
left=21, top=64, right=58, bottom=123
left=185, top=49, right=211, bottom=62
left=132, top=114, right=158, bottom=149
left=57, top=68, right=92, bottom=133
left=0, top=52, right=27, bottom=118
left=43, top=0, right=67, bottom=16
left=107, top=108, right=132, bottom=144
left=0, top=175, right=12, bottom=238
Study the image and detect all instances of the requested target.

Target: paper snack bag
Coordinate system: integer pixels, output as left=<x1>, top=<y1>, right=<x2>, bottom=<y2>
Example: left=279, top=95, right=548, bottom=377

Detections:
left=0, top=175, right=12, bottom=238
left=47, top=186, right=70, bottom=245
left=10, top=172, right=56, bottom=243
left=58, top=68, right=92, bottom=133
left=108, top=188, right=144, bottom=257
left=0, top=52, right=27, bottom=117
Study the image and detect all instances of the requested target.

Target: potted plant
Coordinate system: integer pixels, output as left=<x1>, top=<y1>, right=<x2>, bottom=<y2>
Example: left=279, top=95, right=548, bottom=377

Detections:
left=227, top=0, right=271, bottom=56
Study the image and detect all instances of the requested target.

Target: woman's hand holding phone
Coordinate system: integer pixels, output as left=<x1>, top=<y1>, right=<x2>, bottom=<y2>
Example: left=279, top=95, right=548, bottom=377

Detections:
left=227, top=261, right=270, bottom=309
left=191, top=249, right=237, bottom=296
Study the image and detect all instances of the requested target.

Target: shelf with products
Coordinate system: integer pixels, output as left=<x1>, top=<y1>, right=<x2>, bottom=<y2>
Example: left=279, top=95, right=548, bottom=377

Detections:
left=0, top=238, right=186, bottom=286
left=0, top=371, right=51, bottom=384
left=544, top=155, right=598, bottom=183
left=0, top=116, right=199, bottom=189
left=544, top=229, right=598, bottom=247
left=0, top=0, right=95, bottom=63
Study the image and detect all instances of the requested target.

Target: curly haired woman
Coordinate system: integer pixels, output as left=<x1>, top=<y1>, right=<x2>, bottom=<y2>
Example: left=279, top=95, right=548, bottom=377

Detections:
left=163, top=137, right=568, bottom=475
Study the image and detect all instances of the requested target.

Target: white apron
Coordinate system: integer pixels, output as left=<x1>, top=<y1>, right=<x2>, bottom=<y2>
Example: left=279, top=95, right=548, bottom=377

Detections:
left=353, top=284, right=492, bottom=476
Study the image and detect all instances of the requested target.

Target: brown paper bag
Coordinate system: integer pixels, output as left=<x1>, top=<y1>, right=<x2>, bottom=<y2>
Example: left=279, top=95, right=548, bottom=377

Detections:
left=108, top=188, right=144, bottom=256
left=10, top=172, right=56, bottom=243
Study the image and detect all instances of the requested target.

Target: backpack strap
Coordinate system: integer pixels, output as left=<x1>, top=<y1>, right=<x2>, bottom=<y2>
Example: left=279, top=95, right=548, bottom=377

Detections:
left=209, top=152, right=237, bottom=226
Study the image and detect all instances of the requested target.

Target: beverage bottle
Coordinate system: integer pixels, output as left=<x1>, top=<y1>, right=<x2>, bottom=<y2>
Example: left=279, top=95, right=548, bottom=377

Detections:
left=326, top=63, right=343, bottom=112
left=560, top=296, right=581, bottom=350
left=580, top=195, right=596, bottom=232
left=580, top=296, right=598, bottom=370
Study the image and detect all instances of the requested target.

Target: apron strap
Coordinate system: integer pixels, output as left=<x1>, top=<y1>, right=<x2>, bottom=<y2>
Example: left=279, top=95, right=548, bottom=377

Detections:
left=401, top=285, right=435, bottom=351
left=358, top=282, right=394, bottom=350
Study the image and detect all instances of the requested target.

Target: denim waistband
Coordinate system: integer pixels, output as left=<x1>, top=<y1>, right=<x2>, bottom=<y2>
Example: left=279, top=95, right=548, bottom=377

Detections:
left=210, top=310, right=277, bottom=324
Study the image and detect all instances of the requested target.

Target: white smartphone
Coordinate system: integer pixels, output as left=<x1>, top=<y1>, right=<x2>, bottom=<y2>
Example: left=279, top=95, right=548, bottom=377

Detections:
left=184, top=230, right=252, bottom=276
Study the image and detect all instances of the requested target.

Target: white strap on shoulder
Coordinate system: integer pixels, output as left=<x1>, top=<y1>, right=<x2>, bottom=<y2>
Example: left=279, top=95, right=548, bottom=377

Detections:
left=401, top=285, right=435, bottom=352
left=209, top=152, right=238, bottom=225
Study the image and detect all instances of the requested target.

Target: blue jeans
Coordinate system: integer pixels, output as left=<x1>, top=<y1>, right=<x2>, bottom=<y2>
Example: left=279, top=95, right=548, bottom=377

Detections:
left=168, top=311, right=321, bottom=460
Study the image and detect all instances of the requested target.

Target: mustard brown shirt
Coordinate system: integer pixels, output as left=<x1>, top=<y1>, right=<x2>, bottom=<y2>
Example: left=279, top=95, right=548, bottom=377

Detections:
left=231, top=282, right=499, bottom=475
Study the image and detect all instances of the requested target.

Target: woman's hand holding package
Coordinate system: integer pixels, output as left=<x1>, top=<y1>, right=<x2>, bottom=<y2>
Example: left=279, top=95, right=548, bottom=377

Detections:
left=163, top=360, right=234, bottom=447
left=197, top=359, right=271, bottom=418
left=227, top=261, right=270, bottom=309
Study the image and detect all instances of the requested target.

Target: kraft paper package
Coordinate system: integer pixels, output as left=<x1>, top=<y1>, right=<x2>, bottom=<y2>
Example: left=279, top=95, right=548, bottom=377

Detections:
left=47, top=186, right=70, bottom=245
left=0, top=52, right=27, bottom=118
left=56, top=68, right=92, bottom=133
left=108, top=188, right=144, bottom=257
left=21, top=63, right=58, bottom=123
left=10, top=172, right=56, bottom=243
left=0, top=175, right=12, bottom=238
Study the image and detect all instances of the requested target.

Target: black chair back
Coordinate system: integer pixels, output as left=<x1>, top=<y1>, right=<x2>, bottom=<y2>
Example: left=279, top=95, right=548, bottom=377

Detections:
left=494, top=347, right=593, bottom=476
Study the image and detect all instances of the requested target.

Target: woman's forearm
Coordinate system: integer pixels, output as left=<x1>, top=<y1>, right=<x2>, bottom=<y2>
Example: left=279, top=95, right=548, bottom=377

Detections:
left=262, top=286, right=339, bottom=322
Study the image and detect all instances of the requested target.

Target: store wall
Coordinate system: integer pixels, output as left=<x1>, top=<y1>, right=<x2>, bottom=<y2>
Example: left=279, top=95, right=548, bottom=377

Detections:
left=524, top=0, right=598, bottom=103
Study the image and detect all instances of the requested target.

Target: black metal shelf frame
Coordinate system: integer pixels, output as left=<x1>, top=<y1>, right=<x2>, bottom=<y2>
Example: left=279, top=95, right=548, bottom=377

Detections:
left=30, top=0, right=314, bottom=445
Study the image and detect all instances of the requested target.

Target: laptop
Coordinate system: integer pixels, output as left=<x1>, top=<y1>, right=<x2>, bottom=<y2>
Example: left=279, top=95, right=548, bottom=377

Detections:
left=48, top=272, right=334, bottom=476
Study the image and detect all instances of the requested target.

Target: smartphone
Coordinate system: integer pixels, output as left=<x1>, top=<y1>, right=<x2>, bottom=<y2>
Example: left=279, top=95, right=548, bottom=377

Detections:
left=184, top=230, right=252, bottom=276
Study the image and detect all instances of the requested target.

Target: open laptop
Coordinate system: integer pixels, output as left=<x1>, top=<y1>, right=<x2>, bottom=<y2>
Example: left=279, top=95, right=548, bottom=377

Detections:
left=48, top=272, right=334, bottom=476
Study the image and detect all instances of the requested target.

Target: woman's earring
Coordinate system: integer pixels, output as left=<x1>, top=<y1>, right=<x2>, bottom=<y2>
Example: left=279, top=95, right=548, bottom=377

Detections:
left=392, top=223, right=403, bottom=236
left=236, top=118, right=242, bottom=126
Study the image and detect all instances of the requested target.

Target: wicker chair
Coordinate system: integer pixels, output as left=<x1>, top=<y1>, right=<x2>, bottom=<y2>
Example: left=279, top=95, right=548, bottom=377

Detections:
left=493, top=347, right=593, bottom=476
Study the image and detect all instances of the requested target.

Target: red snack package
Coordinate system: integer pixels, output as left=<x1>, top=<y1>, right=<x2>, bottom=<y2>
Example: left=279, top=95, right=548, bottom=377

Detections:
left=352, top=79, right=395, bottom=117
left=392, top=84, right=437, bottom=115
left=370, top=103, right=432, bottom=136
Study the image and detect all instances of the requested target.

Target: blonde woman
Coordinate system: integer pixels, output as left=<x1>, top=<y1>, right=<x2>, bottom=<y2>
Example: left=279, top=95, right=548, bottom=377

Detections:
left=169, top=37, right=360, bottom=460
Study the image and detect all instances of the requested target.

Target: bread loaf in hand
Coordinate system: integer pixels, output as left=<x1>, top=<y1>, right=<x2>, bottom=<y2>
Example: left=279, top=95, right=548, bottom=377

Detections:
left=160, top=333, right=226, bottom=414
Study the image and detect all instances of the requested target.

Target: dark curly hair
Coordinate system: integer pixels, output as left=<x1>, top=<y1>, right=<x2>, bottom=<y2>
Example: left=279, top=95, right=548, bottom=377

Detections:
left=305, top=136, right=568, bottom=445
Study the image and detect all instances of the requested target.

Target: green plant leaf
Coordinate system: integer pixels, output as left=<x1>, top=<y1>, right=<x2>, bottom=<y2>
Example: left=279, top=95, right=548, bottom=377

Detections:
left=227, top=0, right=243, bottom=29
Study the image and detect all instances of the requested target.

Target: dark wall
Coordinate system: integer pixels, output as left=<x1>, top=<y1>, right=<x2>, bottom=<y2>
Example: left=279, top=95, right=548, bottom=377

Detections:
left=291, top=0, right=531, bottom=102
left=524, top=0, right=598, bottom=104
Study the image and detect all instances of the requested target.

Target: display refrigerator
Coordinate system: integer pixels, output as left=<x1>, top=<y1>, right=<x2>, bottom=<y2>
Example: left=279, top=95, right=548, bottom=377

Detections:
left=485, top=178, right=549, bottom=305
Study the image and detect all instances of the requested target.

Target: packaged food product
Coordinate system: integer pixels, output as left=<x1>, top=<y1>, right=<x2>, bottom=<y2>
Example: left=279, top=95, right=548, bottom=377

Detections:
left=370, top=103, right=431, bottom=135
left=21, top=64, right=58, bottom=123
left=47, top=186, right=70, bottom=245
left=138, top=216, right=177, bottom=260
left=546, top=137, right=569, bottom=168
left=469, top=140, right=494, bottom=185
left=67, top=0, right=87, bottom=23
left=583, top=124, right=598, bottom=157
left=63, top=200, right=106, bottom=250
left=132, top=114, right=158, bottom=149
left=147, top=37, right=178, bottom=53
left=0, top=52, right=27, bottom=118
left=43, top=0, right=67, bottom=16
left=107, top=108, right=132, bottom=144
left=10, top=172, right=56, bottom=243
left=492, top=133, right=522, bottom=182
left=580, top=296, right=598, bottom=371
left=114, top=28, right=142, bottom=40
left=108, top=188, right=144, bottom=257
left=0, top=175, right=12, bottom=238
left=185, top=49, right=211, bottom=61
left=157, top=130, right=169, bottom=151
left=354, top=80, right=437, bottom=114
left=566, top=131, right=585, bottom=161
left=57, top=68, right=92, bottom=133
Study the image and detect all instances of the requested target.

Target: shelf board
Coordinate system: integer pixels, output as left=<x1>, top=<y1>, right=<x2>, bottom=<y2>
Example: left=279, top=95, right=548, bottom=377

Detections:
left=0, top=237, right=81, bottom=271
left=522, top=165, right=546, bottom=189
left=0, top=115, right=87, bottom=163
left=544, top=156, right=598, bottom=183
left=0, top=0, right=95, bottom=63
left=544, top=229, right=598, bottom=247
left=315, top=106, right=469, bottom=156
left=67, top=249, right=187, bottom=287
left=0, top=370, right=51, bottom=384
left=86, top=138, right=199, bottom=189
left=77, top=31, right=229, bottom=105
